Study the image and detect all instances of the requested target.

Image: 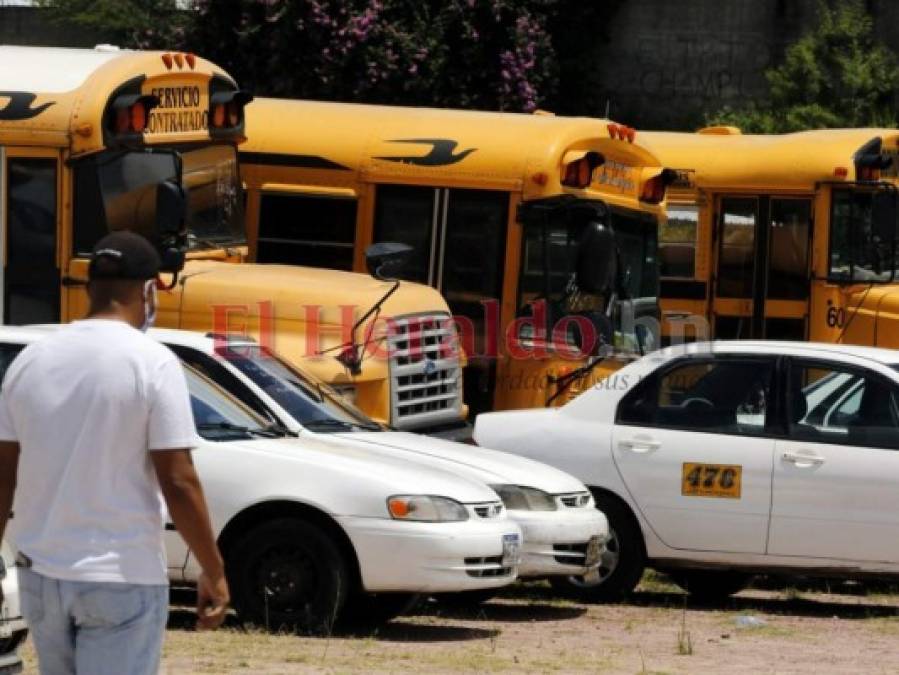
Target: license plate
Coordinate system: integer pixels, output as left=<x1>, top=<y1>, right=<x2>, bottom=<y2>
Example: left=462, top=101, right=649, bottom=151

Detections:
left=682, top=462, right=742, bottom=499
left=502, top=533, right=521, bottom=567
left=584, top=535, right=604, bottom=567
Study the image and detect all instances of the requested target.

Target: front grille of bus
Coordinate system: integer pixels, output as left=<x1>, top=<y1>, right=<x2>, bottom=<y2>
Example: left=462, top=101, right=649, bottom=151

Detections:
left=387, top=313, right=463, bottom=430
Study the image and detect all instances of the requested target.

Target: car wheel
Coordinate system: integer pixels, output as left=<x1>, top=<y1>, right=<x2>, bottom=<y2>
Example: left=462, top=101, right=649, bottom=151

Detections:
left=550, top=493, right=645, bottom=602
left=339, top=592, right=421, bottom=628
left=433, top=589, right=498, bottom=607
left=227, top=518, right=349, bottom=635
left=667, top=569, right=752, bottom=602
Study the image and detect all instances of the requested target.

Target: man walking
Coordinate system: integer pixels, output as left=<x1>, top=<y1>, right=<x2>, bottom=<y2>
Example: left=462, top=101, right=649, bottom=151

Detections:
left=0, top=231, right=229, bottom=675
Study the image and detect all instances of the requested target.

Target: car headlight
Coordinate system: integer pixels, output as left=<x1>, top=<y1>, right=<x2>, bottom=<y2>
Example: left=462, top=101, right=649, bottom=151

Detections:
left=490, top=484, right=558, bottom=511
left=387, top=495, right=469, bottom=522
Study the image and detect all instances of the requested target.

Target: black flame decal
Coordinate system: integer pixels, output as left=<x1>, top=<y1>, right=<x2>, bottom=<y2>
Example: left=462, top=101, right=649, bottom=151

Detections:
left=0, top=92, right=56, bottom=121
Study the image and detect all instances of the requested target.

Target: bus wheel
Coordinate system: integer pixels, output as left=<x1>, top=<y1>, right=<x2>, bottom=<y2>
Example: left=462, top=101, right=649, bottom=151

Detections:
left=228, top=518, right=349, bottom=635
left=549, top=493, right=644, bottom=602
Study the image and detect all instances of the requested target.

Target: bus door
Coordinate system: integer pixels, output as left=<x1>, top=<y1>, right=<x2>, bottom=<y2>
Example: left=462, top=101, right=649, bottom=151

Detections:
left=373, top=185, right=509, bottom=415
left=713, top=196, right=812, bottom=340
left=2, top=148, right=61, bottom=325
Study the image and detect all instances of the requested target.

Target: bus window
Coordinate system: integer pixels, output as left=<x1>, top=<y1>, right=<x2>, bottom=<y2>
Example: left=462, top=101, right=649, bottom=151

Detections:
left=717, top=198, right=758, bottom=298
left=6, top=157, right=59, bottom=325
left=767, top=198, right=811, bottom=300
left=374, top=185, right=436, bottom=284
left=257, top=192, right=357, bottom=270
left=829, top=189, right=894, bottom=282
left=660, top=204, right=698, bottom=278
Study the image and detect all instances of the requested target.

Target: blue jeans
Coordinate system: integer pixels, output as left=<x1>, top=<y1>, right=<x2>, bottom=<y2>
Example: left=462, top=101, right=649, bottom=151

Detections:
left=17, top=568, right=168, bottom=675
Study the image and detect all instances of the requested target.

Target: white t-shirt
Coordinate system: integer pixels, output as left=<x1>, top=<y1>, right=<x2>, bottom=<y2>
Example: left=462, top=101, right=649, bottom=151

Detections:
left=0, top=319, right=197, bottom=585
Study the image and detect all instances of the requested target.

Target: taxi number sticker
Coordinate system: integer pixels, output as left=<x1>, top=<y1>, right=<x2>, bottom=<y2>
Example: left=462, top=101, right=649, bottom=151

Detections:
left=682, top=463, right=741, bottom=499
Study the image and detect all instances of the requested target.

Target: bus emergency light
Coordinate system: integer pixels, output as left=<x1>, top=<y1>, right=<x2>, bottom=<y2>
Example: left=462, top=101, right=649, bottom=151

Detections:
left=109, top=95, right=159, bottom=135
left=639, top=169, right=677, bottom=204
left=561, top=152, right=604, bottom=189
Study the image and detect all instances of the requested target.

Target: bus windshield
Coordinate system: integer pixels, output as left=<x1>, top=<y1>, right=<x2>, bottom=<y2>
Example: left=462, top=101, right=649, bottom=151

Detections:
left=829, top=188, right=898, bottom=283
left=73, top=144, right=245, bottom=256
left=518, top=202, right=659, bottom=353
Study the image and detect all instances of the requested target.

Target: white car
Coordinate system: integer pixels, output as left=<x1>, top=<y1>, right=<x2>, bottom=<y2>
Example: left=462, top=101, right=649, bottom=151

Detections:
left=0, top=327, right=521, bottom=632
left=476, top=341, right=899, bottom=600
left=0, top=540, right=25, bottom=674
left=150, top=329, right=610, bottom=599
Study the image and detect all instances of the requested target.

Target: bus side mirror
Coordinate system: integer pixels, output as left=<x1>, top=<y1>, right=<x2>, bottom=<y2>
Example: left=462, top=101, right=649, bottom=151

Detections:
left=365, top=242, right=412, bottom=281
left=155, top=179, right=187, bottom=273
left=576, top=221, right=617, bottom=294
left=873, top=190, right=898, bottom=242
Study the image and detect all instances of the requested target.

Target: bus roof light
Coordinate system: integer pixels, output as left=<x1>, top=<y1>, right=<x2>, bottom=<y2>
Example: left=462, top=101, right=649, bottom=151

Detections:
left=185, top=53, right=196, bottom=69
left=561, top=151, right=604, bottom=189
left=640, top=168, right=677, bottom=204
left=607, top=123, right=619, bottom=139
left=173, top=53, right=184, bottom=69
left=161, top=53, right=173, bottom=69
left=625, top=127, right=636, bottom=143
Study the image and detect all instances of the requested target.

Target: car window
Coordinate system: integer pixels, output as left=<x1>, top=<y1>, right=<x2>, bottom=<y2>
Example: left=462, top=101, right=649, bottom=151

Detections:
left=790, top=361, right=899, bottom=449
left=617, top=358, right=774, bottom=435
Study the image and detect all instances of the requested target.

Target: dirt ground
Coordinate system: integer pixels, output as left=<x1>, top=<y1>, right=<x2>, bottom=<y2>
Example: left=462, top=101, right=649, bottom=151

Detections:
left=17, top=572, right=899, bottom=674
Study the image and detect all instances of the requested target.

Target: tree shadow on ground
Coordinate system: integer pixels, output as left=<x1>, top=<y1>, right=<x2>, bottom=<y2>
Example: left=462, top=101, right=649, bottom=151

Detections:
left=501, top=581, right=899, bottom=620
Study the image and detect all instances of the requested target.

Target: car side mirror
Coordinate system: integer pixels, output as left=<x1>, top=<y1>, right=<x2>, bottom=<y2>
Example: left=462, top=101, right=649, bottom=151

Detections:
left=155, top=179, right=187, bottom=273
left=872, top=190, right=898, bottom=242
left=365, top=242, right=413, bottom=281
left=576, top=221, right=617, bottom=295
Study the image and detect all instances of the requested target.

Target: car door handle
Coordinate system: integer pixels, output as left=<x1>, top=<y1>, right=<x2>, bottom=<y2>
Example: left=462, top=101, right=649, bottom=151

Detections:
left=782, top=451, right=825, bottom=466
left=619, top=438, right=661, bottom=453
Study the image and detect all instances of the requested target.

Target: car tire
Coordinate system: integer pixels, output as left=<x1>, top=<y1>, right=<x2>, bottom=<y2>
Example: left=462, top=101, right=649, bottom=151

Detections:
left=433, top=589, right=498, bottom=607
left=338, top=592, right=422, bottom=628
left=667, top=569, right=752, bottom=602
left=549, top=493, right=645, bottom=602
left=227, top=518, right=350, bottom=635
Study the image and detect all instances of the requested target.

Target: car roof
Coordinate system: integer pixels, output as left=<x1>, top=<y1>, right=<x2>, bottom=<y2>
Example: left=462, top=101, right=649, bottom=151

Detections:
left=663, top=341, right=899, bottom=368
left=21, top=325, right=235, bottom=353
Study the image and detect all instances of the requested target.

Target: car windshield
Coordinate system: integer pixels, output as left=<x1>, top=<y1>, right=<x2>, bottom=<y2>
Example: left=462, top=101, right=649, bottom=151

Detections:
left=183, top=364, right=276, bottom=441
left=72, top=144, right=245, bottom=256
left=217, top=344, right=382, bottom=432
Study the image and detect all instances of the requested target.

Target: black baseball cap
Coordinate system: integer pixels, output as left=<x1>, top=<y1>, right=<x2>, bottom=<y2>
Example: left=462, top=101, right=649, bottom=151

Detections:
left=89, top=231, right=161, bottom=281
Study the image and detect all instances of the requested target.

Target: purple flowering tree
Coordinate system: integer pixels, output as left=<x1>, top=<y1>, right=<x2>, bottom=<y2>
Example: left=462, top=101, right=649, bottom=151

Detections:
left=187, top=0, right=559, bottom=112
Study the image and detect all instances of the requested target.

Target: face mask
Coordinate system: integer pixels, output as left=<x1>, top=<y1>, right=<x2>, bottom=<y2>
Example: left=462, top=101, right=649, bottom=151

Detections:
left=141, top=279, right=158, bottom=333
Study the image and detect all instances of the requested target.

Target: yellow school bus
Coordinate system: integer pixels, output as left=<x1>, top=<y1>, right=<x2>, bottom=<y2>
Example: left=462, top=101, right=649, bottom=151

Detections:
left=0, top=47, right=466, bottom=435
left=640, top=128, right=899, bottom=346
left=241, top=98, right=673, bottom=412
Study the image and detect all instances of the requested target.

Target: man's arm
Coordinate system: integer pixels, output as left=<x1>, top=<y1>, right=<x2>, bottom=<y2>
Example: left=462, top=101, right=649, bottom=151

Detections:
left=0, top=441, right=20, bottom=605
left=151, top=449, right=229, bottom=630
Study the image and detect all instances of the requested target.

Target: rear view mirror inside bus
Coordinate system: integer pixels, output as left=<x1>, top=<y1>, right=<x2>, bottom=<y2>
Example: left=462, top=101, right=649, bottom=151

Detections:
left=576, top=221, right=617, bottom=295
left=155, top=179, right=188, bottom=273
left=872, top=190, right=899, bottom=242
left=365, top=242, right=413, bottom=280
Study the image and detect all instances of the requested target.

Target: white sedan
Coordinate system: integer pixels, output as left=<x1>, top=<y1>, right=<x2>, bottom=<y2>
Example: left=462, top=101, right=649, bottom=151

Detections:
left=0, top=539, right=25, bottom=674
left=0, top=327, right=521, bottom=633
left=476, top=341, right=899, bottom=600
left=150, top=329, right=610, bottom=598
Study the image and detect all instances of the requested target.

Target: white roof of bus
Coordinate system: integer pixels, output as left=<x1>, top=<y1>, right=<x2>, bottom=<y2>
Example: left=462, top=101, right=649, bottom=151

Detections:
left=0, top=45, right=127, bottom=93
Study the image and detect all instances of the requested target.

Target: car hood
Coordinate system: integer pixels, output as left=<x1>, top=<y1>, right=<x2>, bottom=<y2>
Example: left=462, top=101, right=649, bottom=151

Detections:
left=327, top=430, right=586, bottom=494
left=214, top=435, right=499, bottom=503
left=474, top=408, right=562, bottom=452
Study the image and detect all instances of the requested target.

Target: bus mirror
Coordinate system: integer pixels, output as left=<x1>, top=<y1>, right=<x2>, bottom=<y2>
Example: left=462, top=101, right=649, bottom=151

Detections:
left=873, top=190, right=898, bottom=241
left=155, top=180, right=187, bottom=273
left=576, top=221, right=617, bottom=294
left=365, top=242, right=413, bottom=281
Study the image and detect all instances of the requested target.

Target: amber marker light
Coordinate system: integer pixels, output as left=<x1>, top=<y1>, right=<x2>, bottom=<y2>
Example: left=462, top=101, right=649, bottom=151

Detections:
left=185, top=53, right=196, bottom=69
left=834, top=167, right=849, bottom=178
left=173, top=53, right=184, bottom=69
left=161, top=53, right=173, bottom=69
left=387, top=498, right=410, bottom=518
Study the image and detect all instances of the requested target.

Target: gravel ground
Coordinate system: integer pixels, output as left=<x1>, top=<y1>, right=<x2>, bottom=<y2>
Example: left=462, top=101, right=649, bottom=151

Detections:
left=17, top=573, right=899, bottom=674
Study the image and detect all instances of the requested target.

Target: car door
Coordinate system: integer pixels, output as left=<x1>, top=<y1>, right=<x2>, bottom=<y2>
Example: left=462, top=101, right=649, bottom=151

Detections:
left=768, top=359, right=899, bottom=563
left=611, top=354, right=776, bottom=553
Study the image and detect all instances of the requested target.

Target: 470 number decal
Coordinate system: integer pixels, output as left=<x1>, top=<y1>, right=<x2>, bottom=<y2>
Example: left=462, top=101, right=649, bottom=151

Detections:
left=681, top=463, right=742, bottom=499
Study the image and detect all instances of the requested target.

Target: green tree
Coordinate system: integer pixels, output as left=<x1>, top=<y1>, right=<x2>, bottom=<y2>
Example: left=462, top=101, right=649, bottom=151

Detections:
left=35, top=0, right=189, bottom=49
left=708, top=0, right=899, bottom=132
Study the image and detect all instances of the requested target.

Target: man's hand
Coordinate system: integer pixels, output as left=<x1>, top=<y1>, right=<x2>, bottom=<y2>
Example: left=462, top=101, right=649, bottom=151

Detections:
left=196, top=571, right=230, bottom=631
